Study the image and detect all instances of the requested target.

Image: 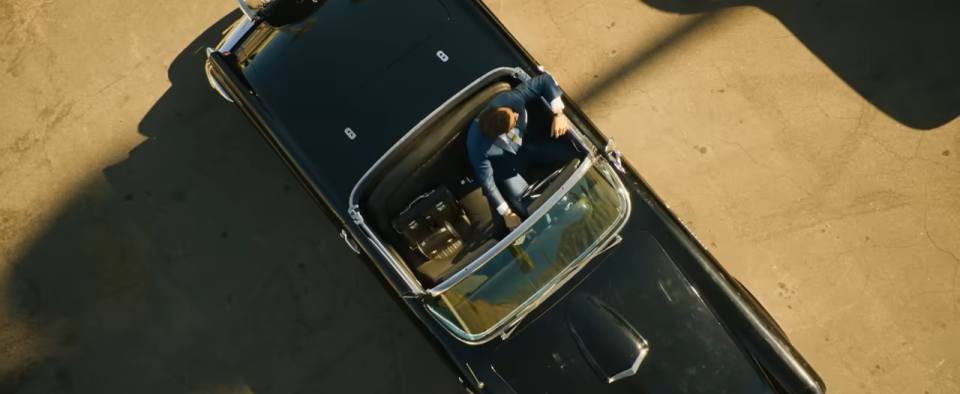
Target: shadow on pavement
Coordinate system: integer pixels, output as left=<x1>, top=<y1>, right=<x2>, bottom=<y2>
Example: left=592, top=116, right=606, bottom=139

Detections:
left=577, top=11, right=727, bottom=106
left=0, top=11, right=459, bottom=394
left=639, top=0, right=960, bottom=130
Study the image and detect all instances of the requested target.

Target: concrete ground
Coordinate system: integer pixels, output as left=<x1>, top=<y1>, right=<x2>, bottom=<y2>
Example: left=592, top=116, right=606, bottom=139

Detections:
left=0, top=0, right=956, bottom=393
left=488, top=0, right=960, bottom=393
left=0, top=2, right=460, bottom=393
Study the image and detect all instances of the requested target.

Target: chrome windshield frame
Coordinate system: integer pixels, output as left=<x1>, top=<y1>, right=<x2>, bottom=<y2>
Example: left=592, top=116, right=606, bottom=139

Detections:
left=425, top=158, right=633, bottom=344
left=427, top=156, right=594, bottom=296
left=205, top=3, right=258, bottom=102
left=345, top=67, right=520, bottom=296
left=346, top=67, right=595, bottom=298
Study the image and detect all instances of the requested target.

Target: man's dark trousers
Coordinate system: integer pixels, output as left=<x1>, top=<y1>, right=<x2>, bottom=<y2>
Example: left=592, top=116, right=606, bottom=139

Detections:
left=490, top=138, right=580, bottom=217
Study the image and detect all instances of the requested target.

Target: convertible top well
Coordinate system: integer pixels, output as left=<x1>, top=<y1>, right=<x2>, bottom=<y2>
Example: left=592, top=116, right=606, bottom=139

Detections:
left=351, top=66, right=630, bottom=343
left=352, top=67, right=595, bottom=294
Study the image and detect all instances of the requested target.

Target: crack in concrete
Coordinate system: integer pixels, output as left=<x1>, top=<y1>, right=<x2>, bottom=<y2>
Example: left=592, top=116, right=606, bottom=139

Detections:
left=579, top=12, right=726, bottom=106
left=555, top=0, right=602, bottom=19
left=711, top=63, right=732, bottom=88
left=922, top=212, right=960, bottom=315
left=71, top=56, right=152, bottom=121
left=85, top=56, right=151, bottom=101
left=0, top=52, right=152, bottom=180
left=790, top=301, right=859, bottom=333
left=828, top=245, right=874, bottom=299
left=952, top=262, right=959, bottom=316
left=626, top=86, right=656, bottom=103
left=815, top=103, right=859, bottom=120
left=914, top=131, right=924, bottom=158
left=0, top=0, right=56, bottom=77
left=850, top=107, right=920, bottom=176
left=860, top=132, right=911, bottom=160
left=710, top=134, right=813, bottom=196
left=538, top=0, right=587, bottom=98
left=915, top=156, right=960, bottom=174
left=831, top=246, right=862, bottom=285
left=848, top=111, right=960, bottom=177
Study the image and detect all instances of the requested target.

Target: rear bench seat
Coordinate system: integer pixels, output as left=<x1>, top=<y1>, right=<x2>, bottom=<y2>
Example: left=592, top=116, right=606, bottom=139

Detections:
left=367, top=81, right=512, bottom=286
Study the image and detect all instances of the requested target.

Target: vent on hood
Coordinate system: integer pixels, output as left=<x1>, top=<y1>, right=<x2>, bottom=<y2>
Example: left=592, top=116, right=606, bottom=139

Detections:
left=568, top=295, right=650, bottom=384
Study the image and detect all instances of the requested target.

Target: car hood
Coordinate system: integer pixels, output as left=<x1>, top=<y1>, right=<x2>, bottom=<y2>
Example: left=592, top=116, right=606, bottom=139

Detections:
left=488, top=230, right=774, bottom=393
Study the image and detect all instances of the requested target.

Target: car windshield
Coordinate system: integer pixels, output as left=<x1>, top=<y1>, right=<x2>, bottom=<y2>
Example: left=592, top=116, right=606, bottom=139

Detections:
left=426, top=161, right=626, bottom=338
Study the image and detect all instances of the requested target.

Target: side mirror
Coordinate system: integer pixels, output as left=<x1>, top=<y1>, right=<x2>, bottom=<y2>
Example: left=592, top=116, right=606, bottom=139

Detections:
left=604, top=138, right=625, bottom=173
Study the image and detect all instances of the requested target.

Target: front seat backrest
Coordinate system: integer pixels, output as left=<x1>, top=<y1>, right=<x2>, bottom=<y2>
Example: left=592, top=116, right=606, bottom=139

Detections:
left=369, top=81, right=513, bottom=219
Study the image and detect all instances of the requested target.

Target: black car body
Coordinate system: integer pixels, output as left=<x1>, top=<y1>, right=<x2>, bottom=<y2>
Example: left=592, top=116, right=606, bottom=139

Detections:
left=204, top=1, right=826, bottom=393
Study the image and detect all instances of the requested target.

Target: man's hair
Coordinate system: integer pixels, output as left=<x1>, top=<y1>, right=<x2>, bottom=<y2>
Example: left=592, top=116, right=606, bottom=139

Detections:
left=478, top=107, right=512, bottom=138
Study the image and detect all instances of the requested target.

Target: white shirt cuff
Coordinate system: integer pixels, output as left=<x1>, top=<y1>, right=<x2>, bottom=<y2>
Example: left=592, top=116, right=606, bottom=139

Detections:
left=495, top=202, right=511, bottom=215
left=549, top=96, right=565, bottom=113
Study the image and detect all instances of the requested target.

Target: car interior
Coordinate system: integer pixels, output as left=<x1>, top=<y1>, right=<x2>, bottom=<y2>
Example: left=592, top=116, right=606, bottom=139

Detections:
left=361, top=77, right=589, bottom=288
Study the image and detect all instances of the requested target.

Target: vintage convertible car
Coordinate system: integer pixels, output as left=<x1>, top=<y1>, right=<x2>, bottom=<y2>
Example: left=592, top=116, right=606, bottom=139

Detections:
left=204, top=0, right=826, bottom=393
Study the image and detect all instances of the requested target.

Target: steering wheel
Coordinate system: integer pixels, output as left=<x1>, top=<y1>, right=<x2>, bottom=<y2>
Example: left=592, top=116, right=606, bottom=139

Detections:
left=518, top=167, right=565, bottom=201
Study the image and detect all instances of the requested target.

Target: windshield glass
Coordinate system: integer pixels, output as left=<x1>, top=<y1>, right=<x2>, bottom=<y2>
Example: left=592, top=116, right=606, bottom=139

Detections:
left=427, top=161, right=625, bottom=337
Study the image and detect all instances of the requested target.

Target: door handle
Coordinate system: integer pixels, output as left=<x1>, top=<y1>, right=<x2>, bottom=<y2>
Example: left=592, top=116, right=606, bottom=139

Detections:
left=340, top=229, right=361, bottom=254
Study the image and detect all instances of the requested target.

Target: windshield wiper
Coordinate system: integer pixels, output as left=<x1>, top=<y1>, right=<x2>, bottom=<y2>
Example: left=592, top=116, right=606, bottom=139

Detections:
left=596, top=234, right=623, bottom=256
left=500, top=234, right=624, bottom=341
left=500, top=312, right=528, bottom=340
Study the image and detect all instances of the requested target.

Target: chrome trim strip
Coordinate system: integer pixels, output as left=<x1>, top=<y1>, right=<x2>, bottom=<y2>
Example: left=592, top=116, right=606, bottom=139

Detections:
left=205, top=50, right=234, bottom=102
left=498, top=316, right=523, bottom=341
left=428, top=155, right=594, bottom=296
left=238, top=0, right=257, bottom=21
left=607, top=339, right=650, bottom=383
left=358, top=218, right=425, bottom=295
left=340, top=230, right=360, bottom=254
left=621, top=150, right=823, bottom=391
left=567, top=120, right=593, bottom=155
left=424, top=159, right=632, bottom=344
left=604, top=138, right=626, bottom=173
left=218, top=16, right=256, bottom=53
left=490, top=366, right=518, bottom=394
left=591, top=234, right=623, bottom=259
left=656, top=210, right=824, bottom=390
left=466, top=363, right=484, bottom=389
left=205, top=11, right=255, bottom=102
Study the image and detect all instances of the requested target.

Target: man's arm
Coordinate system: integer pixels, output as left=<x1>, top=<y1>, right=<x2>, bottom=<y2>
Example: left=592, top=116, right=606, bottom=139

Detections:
left=467, top=127, right=511, bottom=216
left=475, top=158, right=510, bottom=216
left=511, top=72, right=565, bottom=113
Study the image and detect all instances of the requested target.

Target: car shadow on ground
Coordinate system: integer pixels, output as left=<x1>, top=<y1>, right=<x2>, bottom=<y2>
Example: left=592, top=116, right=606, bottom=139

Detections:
left=0, top=11, right=459, bottom=394
left=638, top=0, right=960, bottom=130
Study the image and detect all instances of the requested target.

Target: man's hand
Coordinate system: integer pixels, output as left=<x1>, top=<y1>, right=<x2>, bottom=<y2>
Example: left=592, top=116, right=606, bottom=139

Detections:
left=551, top=112, right=570, bottom=138
left=504, top=212, right=522, bottom=230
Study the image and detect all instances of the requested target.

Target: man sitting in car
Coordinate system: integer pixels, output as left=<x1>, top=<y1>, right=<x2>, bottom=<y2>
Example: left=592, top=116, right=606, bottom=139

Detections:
left=466, top=72, right=580, bottom=231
